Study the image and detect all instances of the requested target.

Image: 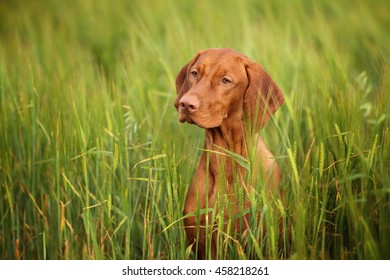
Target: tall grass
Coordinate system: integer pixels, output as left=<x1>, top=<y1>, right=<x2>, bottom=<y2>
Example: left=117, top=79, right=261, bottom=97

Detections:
left=0, top=0, right=389, bottom=259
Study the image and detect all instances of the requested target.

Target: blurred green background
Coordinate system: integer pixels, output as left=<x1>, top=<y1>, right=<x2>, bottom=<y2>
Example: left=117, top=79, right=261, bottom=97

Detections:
left=0, top=0, right=389, bottom=259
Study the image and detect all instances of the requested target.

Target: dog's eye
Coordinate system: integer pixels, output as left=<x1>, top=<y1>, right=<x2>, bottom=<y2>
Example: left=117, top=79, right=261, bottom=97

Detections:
left=222, top=77, right=232, bottom=84
left=190, top=70, right=198, bottom=78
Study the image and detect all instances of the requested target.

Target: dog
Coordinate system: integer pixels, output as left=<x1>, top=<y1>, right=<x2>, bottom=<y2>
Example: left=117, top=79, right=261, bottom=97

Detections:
left=174, top=48, right=284, bottom=259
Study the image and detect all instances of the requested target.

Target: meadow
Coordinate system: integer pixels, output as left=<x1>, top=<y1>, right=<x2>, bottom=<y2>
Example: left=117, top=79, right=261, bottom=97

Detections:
left=0, top=0, right=389, bottom=259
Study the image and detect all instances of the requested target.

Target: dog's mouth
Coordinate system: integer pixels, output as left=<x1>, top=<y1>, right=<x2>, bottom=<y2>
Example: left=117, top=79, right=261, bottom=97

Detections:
left=179, top=114, right=194, bottom=124
left=178, top=110, right=224, bottom=129
left=178, top=110, right=196, bottom=124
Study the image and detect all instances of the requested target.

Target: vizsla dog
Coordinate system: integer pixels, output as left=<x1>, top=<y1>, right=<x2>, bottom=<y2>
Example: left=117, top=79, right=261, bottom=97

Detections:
left=174, top=48, right=284, bottom=259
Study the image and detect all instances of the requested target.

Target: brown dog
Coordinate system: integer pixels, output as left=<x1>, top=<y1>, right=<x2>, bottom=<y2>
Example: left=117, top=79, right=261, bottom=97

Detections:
left=174, top=48, right=284, bottom=259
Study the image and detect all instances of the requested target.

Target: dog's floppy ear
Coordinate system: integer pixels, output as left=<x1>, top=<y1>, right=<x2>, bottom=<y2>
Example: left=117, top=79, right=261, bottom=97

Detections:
left=174, top=51, right=203, bottom=110
left=244, top=62, right=284, bottom=130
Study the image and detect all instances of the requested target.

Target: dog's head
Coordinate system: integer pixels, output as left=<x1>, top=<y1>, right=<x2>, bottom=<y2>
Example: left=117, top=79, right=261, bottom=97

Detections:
left=175, top=48, right=284, bottom=131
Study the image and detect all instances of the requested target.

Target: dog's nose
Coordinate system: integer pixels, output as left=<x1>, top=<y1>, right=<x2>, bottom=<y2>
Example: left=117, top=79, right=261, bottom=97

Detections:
left=179, top=95, right=199, bottom=113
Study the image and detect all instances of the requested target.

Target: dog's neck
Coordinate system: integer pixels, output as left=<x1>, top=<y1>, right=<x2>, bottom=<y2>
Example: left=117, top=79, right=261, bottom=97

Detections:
left=205, top=119, right=247, bottom=156
left=203, top=118, right=250, bottom=185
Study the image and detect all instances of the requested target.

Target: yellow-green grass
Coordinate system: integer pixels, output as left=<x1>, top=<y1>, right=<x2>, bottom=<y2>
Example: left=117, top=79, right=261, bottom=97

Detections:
left=0, top=0, right=389, bottom=259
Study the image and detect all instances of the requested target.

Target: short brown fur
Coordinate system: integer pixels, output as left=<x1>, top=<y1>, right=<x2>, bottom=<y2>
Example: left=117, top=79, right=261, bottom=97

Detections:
left=175, top=48, right=284, bottom=259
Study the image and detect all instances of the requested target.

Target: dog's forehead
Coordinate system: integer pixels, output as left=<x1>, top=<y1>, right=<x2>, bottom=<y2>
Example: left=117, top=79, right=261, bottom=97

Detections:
left=194, top=49, right=248, bottom=75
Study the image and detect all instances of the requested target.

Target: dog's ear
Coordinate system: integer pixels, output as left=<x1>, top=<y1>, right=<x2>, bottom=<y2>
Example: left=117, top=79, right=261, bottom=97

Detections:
left=243, top=62, right=284, bottom=131
left=174, top=51, right=203, bottom=110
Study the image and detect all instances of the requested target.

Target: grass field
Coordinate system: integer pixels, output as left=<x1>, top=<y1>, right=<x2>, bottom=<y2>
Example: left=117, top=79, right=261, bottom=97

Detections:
left=0, top=0, right=389, bottom=260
